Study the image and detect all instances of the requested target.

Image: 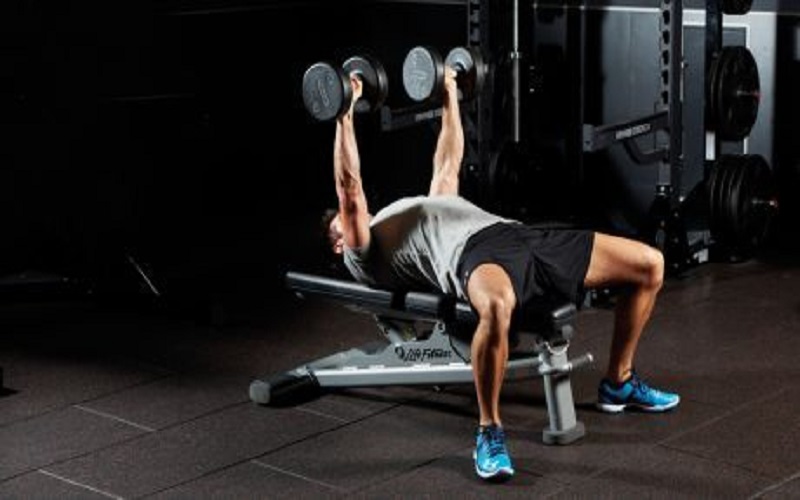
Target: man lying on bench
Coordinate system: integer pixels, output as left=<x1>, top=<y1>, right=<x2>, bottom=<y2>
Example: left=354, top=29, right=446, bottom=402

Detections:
left=299, top=66, right=678, bottom=482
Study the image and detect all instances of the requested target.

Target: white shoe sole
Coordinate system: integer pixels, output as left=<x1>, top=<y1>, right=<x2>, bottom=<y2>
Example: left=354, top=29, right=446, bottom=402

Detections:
left=596, top=396, right=680, bottom=414
left=473, top=451, right=515, bottom=481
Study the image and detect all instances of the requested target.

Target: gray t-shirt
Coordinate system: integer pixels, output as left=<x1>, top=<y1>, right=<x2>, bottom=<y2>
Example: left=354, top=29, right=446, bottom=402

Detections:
left=343, top=194, right=514, bottom=300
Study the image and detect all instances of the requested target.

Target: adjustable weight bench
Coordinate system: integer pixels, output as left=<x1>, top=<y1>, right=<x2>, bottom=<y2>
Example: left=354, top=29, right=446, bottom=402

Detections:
left=250, top=271, right=594, bottom=445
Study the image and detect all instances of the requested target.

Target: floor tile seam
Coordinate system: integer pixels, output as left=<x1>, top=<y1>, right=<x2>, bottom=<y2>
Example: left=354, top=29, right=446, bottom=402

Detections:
left=0, top=430, right=153, bottom=493
left=490, top=447, right=565, bottom=487
left=294, top=393, right=407, bottom=423
left=344, top=442, right=493, bottom=496
left=536, top=436, right=759, bottom=500
left=37, top=468, right=125, bottom=499
left=252, top=419, right=476, bottom=496
left=73, top=405, right=157, bottom=432
left=658, top=385, right=791, bottom=447
left=747, top=468, right=800, bottom=499
left=86, top=398, right=253, bottom=434
left=216, top=422, right=381, bottom=495
left=656, top=442, right=781, bottom=481
left=33, top=411, right=356, bottom=500
left=58, top=402, right=369, bottom=500
left=132, top=455, right=346, bottom=498
left=294, top=405, right=351, bottom=423
left=0, top=371, right=177, bottom=430
left=538, top=393, right=787, bottom=500
left=251, top=459, right=347, bottom=493
left=1, top=400, right=256, bottom=486
left=535, top=446, right=659, bottom=500
left=23, top=401, right=401, bottom=495
left=250, top=402, right=403, bottom=465
left=345, top=456, right=441, bottom=496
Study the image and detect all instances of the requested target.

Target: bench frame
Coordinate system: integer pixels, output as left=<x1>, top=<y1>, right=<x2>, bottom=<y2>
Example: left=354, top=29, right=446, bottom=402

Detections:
left=250, top=271, right=593, bottom=445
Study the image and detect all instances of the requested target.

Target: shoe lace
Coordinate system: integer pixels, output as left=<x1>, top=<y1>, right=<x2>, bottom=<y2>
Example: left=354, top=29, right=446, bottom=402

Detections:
left=630, top=374, right=648, bottom=392
left=480, top=426, right=507, bottom=458
left=630, top=373, right=664, bottom=398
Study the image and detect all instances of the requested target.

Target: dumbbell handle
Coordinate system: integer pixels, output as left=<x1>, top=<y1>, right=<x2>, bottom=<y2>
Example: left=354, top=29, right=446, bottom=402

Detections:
left=343, top=55, right=388, bottom=114
left=445, top=46, right=484, bottom=102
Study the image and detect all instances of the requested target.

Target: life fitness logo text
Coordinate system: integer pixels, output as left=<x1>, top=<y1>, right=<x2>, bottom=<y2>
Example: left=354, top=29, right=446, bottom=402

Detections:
left=395, top=346, right=452, bottom=362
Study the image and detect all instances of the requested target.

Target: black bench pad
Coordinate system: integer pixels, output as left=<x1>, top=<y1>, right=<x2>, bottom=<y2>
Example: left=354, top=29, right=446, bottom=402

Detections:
left=285, top=271, right=576, bottom=332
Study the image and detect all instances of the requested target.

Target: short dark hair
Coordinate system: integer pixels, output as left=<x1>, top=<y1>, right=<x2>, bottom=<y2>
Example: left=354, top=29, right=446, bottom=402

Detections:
left=319, top=207, right=348, bottom=276
left=320, top=208, right=338, bottom=248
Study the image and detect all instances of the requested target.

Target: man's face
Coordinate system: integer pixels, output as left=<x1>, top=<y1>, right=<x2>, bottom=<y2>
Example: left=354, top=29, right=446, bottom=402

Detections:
left=328, top=214, right=345, bottom=255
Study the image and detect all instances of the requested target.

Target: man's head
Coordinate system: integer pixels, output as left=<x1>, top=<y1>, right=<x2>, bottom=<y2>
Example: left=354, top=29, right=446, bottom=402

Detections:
left=321, top=208, right=345, bottom=255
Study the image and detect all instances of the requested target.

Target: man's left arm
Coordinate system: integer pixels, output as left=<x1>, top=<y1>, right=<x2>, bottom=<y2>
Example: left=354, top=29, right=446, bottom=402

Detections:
left=429, top=67, right=464, bottom=196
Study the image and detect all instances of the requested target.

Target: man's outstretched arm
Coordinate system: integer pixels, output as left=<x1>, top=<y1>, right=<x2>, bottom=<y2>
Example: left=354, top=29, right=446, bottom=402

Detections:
left=334, top=75, right=371, bottom=250
left=430, top=67, right=465, bottom=197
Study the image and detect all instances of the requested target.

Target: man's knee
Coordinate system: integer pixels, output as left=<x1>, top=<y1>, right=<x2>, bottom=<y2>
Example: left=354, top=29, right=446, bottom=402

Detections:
left=467, top=264, right=517, bottom=325
left=475, top=294, right=515, bottom=333
left=642, top=246, right=664, bottom=291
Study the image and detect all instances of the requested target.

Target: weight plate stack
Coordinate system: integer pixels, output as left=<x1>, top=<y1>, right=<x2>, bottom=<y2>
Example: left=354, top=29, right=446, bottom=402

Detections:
left=707, top=154, right=777, bottom=260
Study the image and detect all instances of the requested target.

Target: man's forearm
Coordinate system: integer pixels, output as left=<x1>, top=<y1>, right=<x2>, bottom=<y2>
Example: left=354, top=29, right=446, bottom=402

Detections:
left=430, top=90, right=464, bottom=195
left=333, top=109, right=371, bottom=249
left=334, top=112, right=363, bottom=201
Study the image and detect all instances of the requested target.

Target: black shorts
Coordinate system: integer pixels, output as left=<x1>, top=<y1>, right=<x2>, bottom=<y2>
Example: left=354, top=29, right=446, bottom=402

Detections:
left=457, top=222, right=595, bottom=307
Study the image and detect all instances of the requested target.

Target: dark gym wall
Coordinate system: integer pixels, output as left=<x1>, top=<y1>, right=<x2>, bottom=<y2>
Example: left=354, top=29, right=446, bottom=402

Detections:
left=0, top=1, right=467, bottom=312
left=772, top=1, right=800, bottom=246
left=1, top=0, right=797, bottom=314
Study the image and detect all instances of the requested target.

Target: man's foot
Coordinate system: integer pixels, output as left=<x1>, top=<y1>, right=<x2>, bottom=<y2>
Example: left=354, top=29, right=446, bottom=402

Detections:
left=596, top=370, right=680, bottom=413
left=473, top=424, right=514, bottom=482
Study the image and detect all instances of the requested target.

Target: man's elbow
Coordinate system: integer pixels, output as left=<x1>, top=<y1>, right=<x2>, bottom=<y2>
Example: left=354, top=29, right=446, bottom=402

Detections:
left=339, top=193, right=368, bottom=217
left=430, top=174, right=459, bottom=197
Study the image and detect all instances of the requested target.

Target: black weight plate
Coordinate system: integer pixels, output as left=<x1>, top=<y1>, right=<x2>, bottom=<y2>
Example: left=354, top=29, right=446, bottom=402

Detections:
left=736, top=155, right=760, bottom=246
left=727, top=155, right=749, bottom=243
left=710, top=156, right=732, bottom=238
left=740, top=155, right=773, bottom=249
left=302, top=62, right=350, bottom=121
left=342, top=55, right=389, bottom=113
left=716, top=156, right=735, bottom=238
left=445, top=46, right=475, bottom=73
left=445, top=46, right=486, bottom=101
left=715, top=46, right=760, bottom=141
left=706, top=159, right=722, bottom=231
left=706, top=52, right=722, bottom=132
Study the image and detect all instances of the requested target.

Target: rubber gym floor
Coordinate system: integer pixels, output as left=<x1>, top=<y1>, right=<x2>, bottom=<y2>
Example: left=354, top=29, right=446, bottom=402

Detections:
left=2, top=241, right=800, bottom=499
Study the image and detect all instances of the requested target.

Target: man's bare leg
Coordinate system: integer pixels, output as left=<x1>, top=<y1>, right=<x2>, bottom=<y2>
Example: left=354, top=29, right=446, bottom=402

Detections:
left=584, top=233, right=665, bottom=383
left=466, top=263, right=516, bottom=426
left=583, top=232, right=678, bottom=413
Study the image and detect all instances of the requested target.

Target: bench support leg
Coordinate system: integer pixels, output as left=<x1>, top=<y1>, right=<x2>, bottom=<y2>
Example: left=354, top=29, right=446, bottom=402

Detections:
left=539, top=343, right=587, bottom=444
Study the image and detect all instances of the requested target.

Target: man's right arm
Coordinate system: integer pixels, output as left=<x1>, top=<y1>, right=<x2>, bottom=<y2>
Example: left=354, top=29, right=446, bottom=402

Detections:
left=334, top=75, right=371, bottom=250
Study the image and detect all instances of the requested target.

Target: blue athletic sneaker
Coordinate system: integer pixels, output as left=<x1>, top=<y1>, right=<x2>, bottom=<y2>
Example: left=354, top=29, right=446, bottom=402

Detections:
left=473, top=424, right=514, bottom=482
left=597, top=370, right=680, bottom=413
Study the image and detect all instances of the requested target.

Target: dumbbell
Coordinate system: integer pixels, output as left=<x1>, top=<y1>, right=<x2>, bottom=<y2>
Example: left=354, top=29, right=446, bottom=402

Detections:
left=402, top=45, right=486, bottom=103
left=302, top=55, right=389, bottom=122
